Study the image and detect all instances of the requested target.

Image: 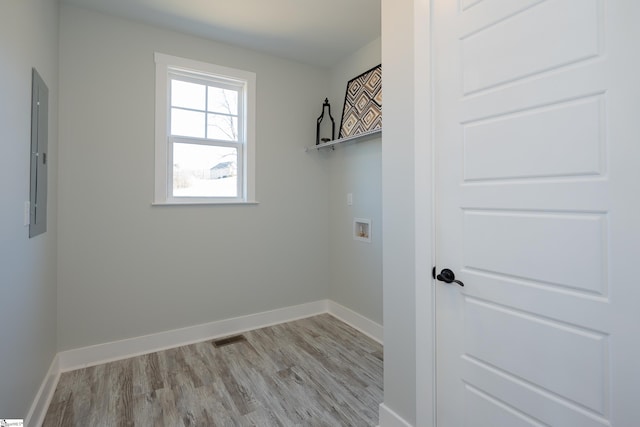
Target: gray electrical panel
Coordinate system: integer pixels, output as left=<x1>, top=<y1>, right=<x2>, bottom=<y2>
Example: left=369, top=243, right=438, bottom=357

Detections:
left=29, top=68, right=48, bottom=238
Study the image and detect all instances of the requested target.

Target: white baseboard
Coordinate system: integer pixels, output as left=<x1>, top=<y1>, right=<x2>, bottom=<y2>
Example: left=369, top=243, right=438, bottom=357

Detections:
left=25, top=354, right=60, bottom=427
left=379, top=403, right=414, bottom=427
left=58, top=300, right=328, bottom=372
left=327, top=301, right=383, bottom=344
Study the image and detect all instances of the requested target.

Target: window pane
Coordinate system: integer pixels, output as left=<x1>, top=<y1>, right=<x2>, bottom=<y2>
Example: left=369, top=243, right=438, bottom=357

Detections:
left=207, top=113, right=238, bottom=141
left=208, top=87, right=238, bottom=115
left=171, top=108, right=205, bottom=138
left=171, top=79, right=206, bottom=110
left=172, top=143, right=238, bottom=198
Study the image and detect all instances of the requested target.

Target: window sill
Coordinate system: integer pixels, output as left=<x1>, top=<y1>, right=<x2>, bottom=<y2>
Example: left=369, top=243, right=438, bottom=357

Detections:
left=152, top=200, right=260, bottom=206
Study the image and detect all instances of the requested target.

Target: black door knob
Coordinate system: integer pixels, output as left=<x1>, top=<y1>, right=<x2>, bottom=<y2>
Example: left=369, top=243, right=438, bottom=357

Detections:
left=436, top=268, right=464, bottom=287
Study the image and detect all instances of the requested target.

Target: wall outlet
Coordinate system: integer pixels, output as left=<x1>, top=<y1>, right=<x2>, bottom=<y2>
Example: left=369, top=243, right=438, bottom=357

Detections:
left=347, top=193, right=353, bottom=206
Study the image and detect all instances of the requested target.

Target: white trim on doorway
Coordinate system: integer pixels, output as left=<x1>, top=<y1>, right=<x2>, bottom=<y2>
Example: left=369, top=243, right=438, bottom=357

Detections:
left=414, top=0, right=437, bottom=425
left=379, top=402, right=415, bottom=427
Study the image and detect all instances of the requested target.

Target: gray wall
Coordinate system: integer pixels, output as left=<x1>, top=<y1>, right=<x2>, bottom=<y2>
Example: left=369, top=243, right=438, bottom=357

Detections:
left=381, top=0, right=419, bottom=423
left=57, top=5, right=331, bottom=351
left=0, top=0, right=59, bottom=417
left=327, top=38, right=383, bottom=325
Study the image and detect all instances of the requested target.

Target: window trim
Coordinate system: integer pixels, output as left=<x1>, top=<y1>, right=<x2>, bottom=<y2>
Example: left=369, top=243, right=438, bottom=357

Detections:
left=154, top=52, right=256, bottom=205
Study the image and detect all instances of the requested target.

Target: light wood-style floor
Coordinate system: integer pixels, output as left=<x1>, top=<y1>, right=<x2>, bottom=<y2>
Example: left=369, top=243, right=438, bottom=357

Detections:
left=42, top=314, right=383, bottom=426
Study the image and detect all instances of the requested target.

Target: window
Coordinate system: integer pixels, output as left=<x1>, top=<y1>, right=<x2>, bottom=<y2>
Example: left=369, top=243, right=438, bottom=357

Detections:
left=154, top=53, right=256, bottom=204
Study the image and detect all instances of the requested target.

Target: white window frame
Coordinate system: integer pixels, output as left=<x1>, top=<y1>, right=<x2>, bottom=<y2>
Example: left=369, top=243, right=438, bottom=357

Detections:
left=154, top=53, right=256, bottom=204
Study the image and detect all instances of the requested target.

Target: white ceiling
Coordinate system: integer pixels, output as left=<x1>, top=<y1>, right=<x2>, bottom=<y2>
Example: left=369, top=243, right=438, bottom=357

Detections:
left=61, top=0, right=381, bottom=67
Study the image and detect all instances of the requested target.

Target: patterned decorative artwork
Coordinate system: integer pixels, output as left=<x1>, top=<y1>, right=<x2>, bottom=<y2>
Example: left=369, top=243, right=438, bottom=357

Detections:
left=339, top=64, right=382, bottom=139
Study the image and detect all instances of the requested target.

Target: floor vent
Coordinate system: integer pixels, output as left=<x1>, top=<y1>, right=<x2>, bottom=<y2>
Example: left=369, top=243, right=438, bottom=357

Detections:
left=212, top=334, right=247, bottom=348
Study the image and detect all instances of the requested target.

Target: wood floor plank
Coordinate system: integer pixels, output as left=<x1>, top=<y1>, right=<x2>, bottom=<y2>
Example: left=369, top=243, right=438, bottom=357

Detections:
left=133, top=352, right=165, bottom=396
left=157, top=388, right=186, bottom=427
left=132, top=392, right=162, bottom=427
left=43, top=314, right=383, bottom=426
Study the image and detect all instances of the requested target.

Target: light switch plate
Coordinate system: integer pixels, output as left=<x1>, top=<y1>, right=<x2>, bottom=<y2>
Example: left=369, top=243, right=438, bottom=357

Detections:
left=24, top=201, right=30, bottom=226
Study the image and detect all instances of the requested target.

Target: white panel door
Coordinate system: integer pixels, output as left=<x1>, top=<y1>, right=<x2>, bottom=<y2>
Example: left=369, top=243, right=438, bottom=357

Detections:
left=434, top=1, right=640, bottom=426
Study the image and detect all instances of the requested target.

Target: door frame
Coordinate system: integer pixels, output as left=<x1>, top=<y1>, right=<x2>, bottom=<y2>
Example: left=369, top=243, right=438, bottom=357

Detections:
left=380, top=0, right=440, bottom=425
left=414, top=0, right=436, bottom=426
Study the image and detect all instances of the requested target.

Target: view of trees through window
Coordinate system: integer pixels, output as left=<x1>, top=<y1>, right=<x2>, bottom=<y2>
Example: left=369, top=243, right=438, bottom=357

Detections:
left=170, top=77, right=241, bottom=198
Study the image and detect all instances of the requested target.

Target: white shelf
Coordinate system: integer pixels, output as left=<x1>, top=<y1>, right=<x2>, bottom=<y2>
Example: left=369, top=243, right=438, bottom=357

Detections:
left=307, top=128, right=382, bottom=151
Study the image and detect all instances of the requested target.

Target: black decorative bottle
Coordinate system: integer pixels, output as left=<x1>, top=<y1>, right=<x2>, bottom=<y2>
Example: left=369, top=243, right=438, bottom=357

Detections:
left=316, top=98, right=335, bottom=145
